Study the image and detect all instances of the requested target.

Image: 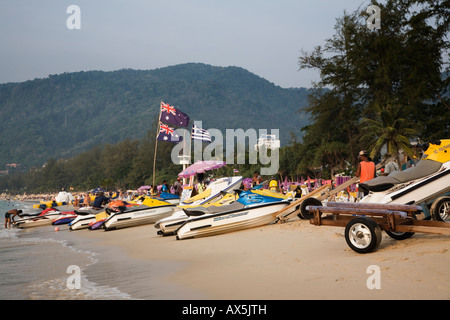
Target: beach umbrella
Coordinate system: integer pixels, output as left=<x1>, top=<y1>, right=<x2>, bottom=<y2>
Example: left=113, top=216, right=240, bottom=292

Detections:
left=91, top=187, right=105, bottom=194
left=178, top=160, right=226, bottom=178
left=137, top=185, right=152, bottom=191
left=242, top=178, right=252, bottom=189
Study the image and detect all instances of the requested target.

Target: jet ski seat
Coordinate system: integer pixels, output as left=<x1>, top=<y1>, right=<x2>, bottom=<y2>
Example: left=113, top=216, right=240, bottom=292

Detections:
left=206, top=201, right=245, bottom=214
left=359, top=159, right=443, bottom=193
left=183, top=201, right=245, bottom=216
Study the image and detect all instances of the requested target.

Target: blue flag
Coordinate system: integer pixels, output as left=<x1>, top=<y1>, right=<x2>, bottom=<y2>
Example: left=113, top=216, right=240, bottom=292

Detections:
left=157, top=122, right=183, bottom=143
left=160, top=102, right=190, bottom=127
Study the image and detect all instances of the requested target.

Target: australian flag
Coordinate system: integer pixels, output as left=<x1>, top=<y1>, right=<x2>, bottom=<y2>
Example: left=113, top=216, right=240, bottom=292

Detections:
left=160, top=102, right=190, bottom=127
left=157, top=122, right=183, bottom=143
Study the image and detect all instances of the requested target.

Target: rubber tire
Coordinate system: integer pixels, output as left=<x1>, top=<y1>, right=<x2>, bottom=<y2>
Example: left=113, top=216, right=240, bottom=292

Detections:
left=385, top=229, right=415, bottom=240
left=385, top=212, right=416, bottom=240
left=430, top=196, right=450, bottom=222
left=345, top=217, right=382, bottom=254
left=298, top=198, right=323, bottom=220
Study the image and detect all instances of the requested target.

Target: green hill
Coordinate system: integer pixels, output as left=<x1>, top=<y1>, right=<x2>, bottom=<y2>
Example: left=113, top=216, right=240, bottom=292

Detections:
left=0, top=63, right=310, bottom=169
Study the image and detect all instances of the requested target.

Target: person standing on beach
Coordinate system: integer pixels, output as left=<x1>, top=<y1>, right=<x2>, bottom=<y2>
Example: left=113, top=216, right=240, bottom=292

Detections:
left=251, top=171, right=261, bottom=187
left=161, top=181, right=169, bottom=194
left=173, top=178, right=182, bottom=196
left=83, top=193, right=90, bottom=207
left=4, top=209, right=22, bottom=229
left=73, top=195, right=80, bottom=208
left=381, top=154, right=400, bottom=176
left=356, top=150, right=376, bottom=199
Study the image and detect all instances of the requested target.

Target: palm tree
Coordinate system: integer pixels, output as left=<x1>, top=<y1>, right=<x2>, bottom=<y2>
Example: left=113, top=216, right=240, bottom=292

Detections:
left=361, top=103, right=419, bottom=166
left=313, top=139, right=349, bottom=179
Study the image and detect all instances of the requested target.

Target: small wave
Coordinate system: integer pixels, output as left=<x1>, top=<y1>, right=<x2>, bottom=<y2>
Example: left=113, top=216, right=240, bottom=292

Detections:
left=1, top=201, right=136, bottom=300
left=0, top=227, right=20, bottom=239
left=15, top=230, right=134, bottom=300
left=26, top=274, right=134, bottom=300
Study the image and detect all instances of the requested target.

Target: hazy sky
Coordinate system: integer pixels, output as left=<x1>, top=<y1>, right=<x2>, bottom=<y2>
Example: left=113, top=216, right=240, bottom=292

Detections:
left=0, top=0, right=369, bottom=88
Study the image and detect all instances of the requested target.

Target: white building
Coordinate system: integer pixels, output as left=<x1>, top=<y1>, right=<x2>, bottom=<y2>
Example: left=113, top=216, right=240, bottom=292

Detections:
left=254, top=134, right=280, bottom=151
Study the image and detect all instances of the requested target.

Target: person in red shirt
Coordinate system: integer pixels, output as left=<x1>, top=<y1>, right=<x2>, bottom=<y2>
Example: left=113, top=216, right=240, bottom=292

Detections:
left=356, top=150, right=376, bottom=199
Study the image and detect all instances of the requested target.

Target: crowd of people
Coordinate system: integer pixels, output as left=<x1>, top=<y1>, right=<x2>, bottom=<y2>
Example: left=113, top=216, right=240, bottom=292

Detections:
left=2, top=149, right=408, bottom=229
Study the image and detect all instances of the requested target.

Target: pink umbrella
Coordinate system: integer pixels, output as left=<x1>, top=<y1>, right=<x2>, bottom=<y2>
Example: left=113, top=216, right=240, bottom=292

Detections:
left=178, top=161, right=226, bottom=178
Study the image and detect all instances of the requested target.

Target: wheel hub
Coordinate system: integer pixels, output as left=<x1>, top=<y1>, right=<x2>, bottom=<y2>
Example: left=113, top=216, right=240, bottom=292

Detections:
left=349, top=224, right=371, bottom=248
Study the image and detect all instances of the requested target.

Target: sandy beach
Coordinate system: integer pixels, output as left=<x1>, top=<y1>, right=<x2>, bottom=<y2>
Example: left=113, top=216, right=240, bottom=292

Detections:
left=72, top=215, right=450, bottom=300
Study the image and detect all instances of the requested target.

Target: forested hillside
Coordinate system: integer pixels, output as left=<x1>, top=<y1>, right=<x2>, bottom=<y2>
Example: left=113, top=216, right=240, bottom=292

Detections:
left=1, top=0, right=447, bottom=194
left=0, top=63, right=310, bottom=169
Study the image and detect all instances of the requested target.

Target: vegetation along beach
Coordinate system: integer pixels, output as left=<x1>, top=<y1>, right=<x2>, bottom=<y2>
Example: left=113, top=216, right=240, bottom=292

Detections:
left=0, top=0, right=449, bottom=307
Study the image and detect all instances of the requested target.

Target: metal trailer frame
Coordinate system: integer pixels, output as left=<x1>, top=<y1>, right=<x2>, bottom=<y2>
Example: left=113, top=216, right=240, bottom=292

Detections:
left=307, top=202, right=450, bottom=253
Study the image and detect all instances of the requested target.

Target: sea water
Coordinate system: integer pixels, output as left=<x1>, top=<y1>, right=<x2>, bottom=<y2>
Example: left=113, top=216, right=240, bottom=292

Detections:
left=0, top=200, right=202, bottom=300
left=0, top=200, right=132, bottom=300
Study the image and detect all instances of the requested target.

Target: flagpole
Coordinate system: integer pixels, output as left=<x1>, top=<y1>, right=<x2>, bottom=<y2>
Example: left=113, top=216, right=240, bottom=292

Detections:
left=153, top=101, right=163, bottom=189
left=181, top=129, right=187, bottom=186
left=190, top=123, right=193, bottom=164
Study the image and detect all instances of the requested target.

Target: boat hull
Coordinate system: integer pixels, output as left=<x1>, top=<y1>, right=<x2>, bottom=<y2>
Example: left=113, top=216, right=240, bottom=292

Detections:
left=15, top=213, right=63, bottom=228
left=69, top=214, right=96, bottom=230
left=52, top=215, right=77, bottom=225
left=69, top=208, right=106, bottom=230
left=155, top=176, right=243, bottom=234
left=104, top=205, right=175, bottom=231
left=155, top=208, right=188, bottom=235
left=176, top=201, right=289, bottom=240
left=89, top=219, right=106, bottom=230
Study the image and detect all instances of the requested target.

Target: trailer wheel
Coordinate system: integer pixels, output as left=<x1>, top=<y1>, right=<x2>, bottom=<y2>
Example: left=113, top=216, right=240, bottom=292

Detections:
left=298, top=198, right=322, bottom=219
left=430, top=196, right=450, bottom=222
left=385, top=213, right=416, bottom=240
left=385, top=230, right=415, bottom=240
left=345, top=217, right=382, bottom=254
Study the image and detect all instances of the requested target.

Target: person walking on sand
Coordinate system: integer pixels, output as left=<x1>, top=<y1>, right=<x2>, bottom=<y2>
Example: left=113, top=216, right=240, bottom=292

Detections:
left=356, top=150, right=376, bottom=199
left=173, top=177, right=182, bottom=196
left=4, top=209, right=22, bottom=229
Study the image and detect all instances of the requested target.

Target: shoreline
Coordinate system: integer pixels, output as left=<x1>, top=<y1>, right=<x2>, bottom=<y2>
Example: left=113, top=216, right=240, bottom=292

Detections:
left=58, top=226, right=206, bottom=300
left=4, top=200, right=449, bottom=300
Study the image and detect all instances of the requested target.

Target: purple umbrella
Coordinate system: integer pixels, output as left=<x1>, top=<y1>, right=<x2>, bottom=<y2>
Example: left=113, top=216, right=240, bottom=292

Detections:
left=178, top=161, right=226, bottom=178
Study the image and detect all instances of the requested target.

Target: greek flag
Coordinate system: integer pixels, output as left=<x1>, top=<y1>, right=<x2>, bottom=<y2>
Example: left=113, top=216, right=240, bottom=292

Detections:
left=192, top=124, right=211, bottom=142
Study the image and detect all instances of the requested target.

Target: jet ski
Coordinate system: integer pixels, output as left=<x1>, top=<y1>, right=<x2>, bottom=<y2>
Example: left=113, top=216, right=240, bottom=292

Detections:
left=155, top=176, right=243, bottom=235
left=157, top=192, right=180, bottom=204
left=102, top=197, right=176, bottom=231
left=15, top=208, right=73, bottom=228
left=52, top=212, right=78, bottom=225
left=359, top=139, right=450, bottom=207
left=156, top=191, right=240, bottom=236
left=175, top=190, right=291, bottom=240
left=69, top=207, right=106, bottom=230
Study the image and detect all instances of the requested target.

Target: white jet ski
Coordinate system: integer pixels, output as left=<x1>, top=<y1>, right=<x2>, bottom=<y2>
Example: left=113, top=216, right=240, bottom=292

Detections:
left=155, top=176, right=243, bottom=236
left=175, top=190, right=291, bottom=240
left=359, top=139, right=450, bottom=206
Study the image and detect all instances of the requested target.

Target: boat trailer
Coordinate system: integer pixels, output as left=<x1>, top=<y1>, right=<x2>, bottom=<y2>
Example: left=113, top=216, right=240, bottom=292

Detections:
left=306, top=202, right=450, bottom=253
